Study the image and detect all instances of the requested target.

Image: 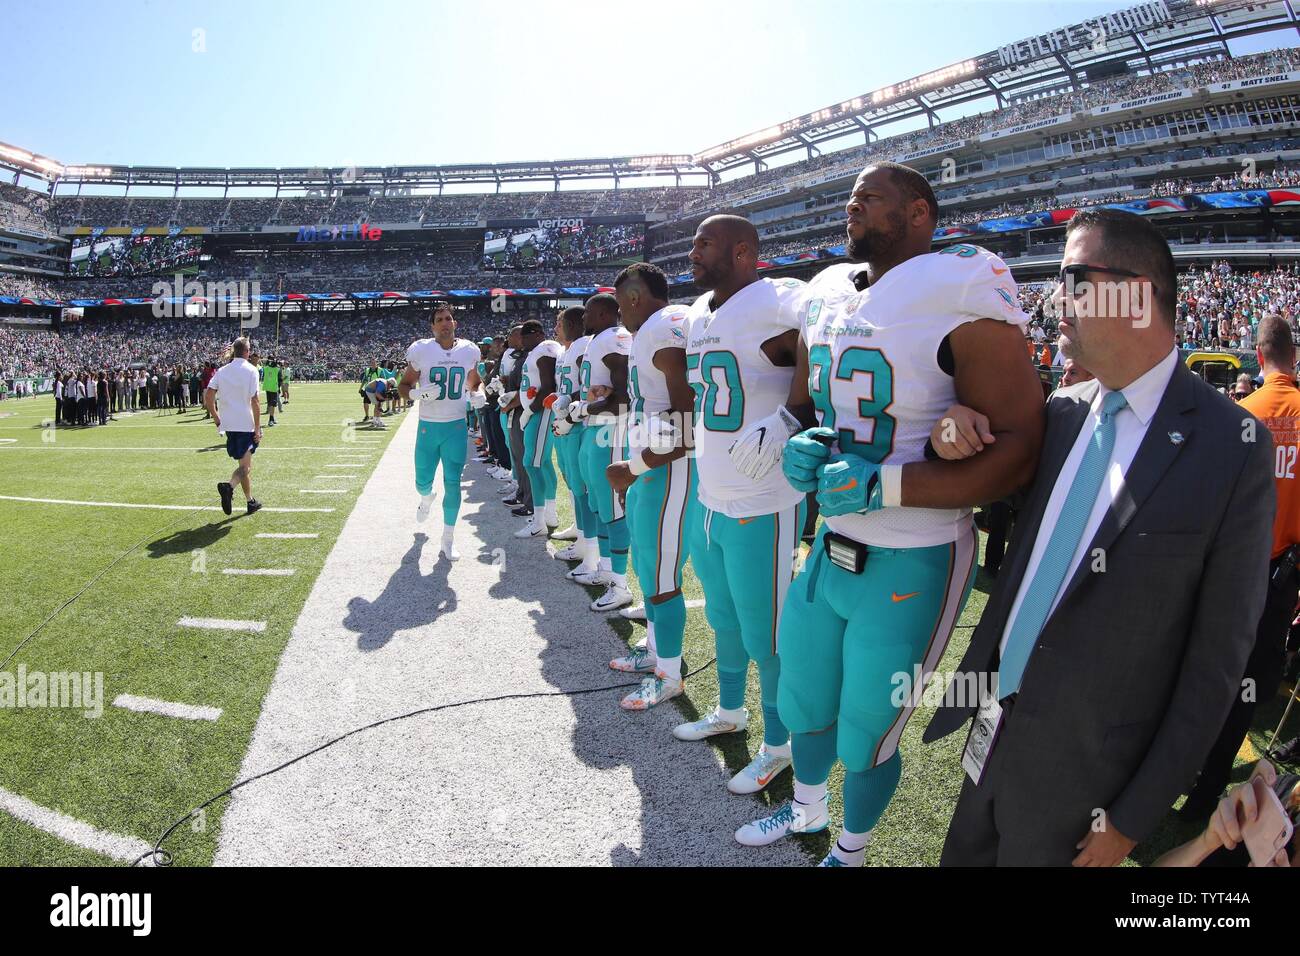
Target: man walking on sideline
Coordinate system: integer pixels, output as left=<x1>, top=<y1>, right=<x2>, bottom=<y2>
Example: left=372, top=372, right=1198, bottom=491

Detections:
left=205, top=338, right=264, bottom=516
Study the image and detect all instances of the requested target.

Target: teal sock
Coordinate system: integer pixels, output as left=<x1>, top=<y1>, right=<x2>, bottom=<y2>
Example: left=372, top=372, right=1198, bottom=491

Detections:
left=843, top=752, right=903, bottom=833
left=648, top=593, right=684, bottom=659
left=718, top=666, right=747, bottom=711
left=597, top=533, right=611, bottom=559
left=757, top=657, right=788, bottom=747
left=607, top=518, right=629, bottom=575
left=792, top=725, right=839, bottom=785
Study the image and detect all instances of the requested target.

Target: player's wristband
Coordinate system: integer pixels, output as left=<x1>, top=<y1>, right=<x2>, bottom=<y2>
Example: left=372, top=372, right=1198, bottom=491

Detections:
left=628, top=451, right=651, bottom=476
left=881, top=463, right=903, bottom=508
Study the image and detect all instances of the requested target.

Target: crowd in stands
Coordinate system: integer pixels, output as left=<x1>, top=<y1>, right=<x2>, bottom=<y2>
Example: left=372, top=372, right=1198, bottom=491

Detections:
left=482, top=222, right=644, bottom=270
left=0, top=272, right=59, bottom=300
left=68, top=234, right=203, bottom=278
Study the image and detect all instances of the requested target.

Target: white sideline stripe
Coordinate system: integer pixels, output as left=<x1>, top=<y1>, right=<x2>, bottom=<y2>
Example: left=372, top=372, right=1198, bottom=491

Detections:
left=324, top=464, right=363, bottom=468
left=113, top=694, right=222, bottom=722
left=0, top=785, right=154, bottom=864
left=222, top=568, right=296, bottom=577
left=0, top=446, right=381, bottom=452
left=0, top=495, right=333, bottom=513
left=299, top=489, right=347, bottom=494
left=255, top=533, right=319, bottom=539
left=178, top=616, right=267, bottom=633
left=313, top=475, right=355, bottom=479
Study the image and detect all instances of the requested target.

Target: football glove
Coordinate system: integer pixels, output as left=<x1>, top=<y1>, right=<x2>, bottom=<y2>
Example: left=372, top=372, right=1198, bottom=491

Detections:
left=468, top=389, right=487, bottom=410
left=728, top=405, right=802, bottom=481
left=552, top=416, right=574, bottom=437
left=409, top=384, right=438, bottom=402
left=816, top=454, right=884, bottom=517
left=782, top=427, right=836, bottom=492
left=499, top=390, right=518, bottom=407
left=520, top=403, right=534, bottom=425
left=566, top=400, right=589, bottom=424
left=547, top=393, right=572, bottom=415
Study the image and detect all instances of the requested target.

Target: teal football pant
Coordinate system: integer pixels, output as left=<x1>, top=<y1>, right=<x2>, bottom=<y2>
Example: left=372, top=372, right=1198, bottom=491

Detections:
left=689, top=499, right=805, bottom=748
left=626, top=456, right=696, bottom=661
left=580, top=418, right=629, bottom=573
left=522, top=408, right=558, bottom=504
left=414, top=419, right=469, bottom=525
left=556, top=426, right=596, bottom=537
left=779, top=525, right=977, bottom=832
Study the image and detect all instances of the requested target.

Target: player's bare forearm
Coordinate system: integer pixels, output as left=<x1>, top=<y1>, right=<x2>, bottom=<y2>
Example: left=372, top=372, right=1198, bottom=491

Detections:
left=398, top=366, right=420, bottom=401
left=784, top=340, right=818, bottom=429
left=586, top=355, right=629, bottom=418
left=639, top=347, right=695, bottom=466
left=901, top=319, right=1043, bottom=508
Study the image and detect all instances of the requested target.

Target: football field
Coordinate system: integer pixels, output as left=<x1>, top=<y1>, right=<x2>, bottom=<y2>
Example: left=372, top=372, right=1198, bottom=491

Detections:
left=0, top=383, right=1287, bottom=865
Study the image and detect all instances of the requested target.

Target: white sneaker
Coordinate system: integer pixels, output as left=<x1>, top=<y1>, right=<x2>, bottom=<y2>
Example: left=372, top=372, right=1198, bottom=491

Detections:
left=553, top=542, right=584, bottom=561
left=673, top=706, right=748, bottom=742
left=619, top=604, right=647, bottom=621
left=591, top=582, right=633, bottom=612
left=499, top=482, right=518, bottom=497
left=550, top=523, right=578, bottom=541
left=372, top=418, right=386, bottom=429
left=514, top=518, right=546, bottom=539
left=727, top=744, right=792, bottom=794
left=416, top=494, right=434, bottom=523
left=439, top=530, right=460, bottom=561
left=491, top=467, right=513, bottom=480
left=567, top=565, right=606, bottom=585
left=609, top=646, right=657, bottom=673
left=620, top=674, right=684, bottom=711
left=734, top=798, right=829, bottom=848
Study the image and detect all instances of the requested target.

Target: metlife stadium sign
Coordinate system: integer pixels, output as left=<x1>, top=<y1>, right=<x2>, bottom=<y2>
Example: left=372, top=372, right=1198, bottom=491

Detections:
left=994, top=0, right=1172, bottom=68
left=295, top=223, right=383, bottom=243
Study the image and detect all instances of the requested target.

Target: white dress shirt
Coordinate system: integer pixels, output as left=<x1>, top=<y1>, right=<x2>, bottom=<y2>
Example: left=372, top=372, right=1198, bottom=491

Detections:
left=999, top=348, right=1179, bottom=658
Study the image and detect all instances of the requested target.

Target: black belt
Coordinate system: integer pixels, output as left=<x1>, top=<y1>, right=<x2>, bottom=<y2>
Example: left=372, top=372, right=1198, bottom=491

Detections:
left=823, top=530, right=867, bottom=574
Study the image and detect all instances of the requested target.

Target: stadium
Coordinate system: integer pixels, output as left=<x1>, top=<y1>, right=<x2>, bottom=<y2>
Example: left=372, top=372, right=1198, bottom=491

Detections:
left=3, top=0, right=1300, bottom=902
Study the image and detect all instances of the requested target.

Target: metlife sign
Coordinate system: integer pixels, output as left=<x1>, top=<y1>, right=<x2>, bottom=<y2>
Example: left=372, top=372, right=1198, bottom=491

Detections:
left=295, top=223, right=383, bottom=243
left=994, top=0, right=1171, bottom=69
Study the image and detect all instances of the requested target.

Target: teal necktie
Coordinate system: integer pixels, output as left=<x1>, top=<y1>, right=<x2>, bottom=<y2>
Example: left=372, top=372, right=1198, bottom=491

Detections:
left=999, top=390, right=1128, bottom=697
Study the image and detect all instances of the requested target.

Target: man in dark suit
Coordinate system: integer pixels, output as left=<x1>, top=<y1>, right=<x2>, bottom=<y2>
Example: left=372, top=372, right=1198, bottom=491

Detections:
left=925, top=208, right=1276, bottom=866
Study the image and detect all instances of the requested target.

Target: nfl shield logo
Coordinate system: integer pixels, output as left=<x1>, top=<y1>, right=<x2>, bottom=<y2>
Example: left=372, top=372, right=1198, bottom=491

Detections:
left=806, top=299, right=823, bottom=326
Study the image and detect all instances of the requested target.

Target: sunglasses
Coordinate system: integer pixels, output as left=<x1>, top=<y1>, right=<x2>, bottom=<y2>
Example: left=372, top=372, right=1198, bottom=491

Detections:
left=1057, top=263, right=1159, bottom=299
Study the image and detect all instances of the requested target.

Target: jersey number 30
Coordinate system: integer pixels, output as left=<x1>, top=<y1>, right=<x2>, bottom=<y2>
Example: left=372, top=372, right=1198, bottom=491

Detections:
left=808, top=344, right=896, bottom=462
left=427, top=366, right=465, bottom=401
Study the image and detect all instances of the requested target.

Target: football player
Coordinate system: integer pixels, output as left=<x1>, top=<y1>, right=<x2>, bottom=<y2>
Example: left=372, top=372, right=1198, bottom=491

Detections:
left=515, top=319, right=564, bottom=538
left=398, top=303, right=484, bottom=561
left=729, top=162, right=1044, bottom=865
left=549, top=307, right=596, bottom=564
left=559, top=293, right=635, bottom=612
left=675, top=214, right=807, bottom=796
left=604, top=263, right=696, bottom=709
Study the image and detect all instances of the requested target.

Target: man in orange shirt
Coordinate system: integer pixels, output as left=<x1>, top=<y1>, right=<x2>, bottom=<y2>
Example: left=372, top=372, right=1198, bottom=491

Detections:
left=1038, top=343, right=1052, bottom=367
left=1183, top=312, right=1300, bottom=818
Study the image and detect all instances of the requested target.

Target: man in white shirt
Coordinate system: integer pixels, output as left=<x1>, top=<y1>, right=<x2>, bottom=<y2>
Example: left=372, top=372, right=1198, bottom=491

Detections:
left=925, top=208, right=1275, bottom=866
left=204, top=338, right=264, bottom=516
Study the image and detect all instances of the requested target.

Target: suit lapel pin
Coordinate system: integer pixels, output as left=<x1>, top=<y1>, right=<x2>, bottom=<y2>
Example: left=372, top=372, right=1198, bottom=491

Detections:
left=1168, top=431, right=1184, bottom=446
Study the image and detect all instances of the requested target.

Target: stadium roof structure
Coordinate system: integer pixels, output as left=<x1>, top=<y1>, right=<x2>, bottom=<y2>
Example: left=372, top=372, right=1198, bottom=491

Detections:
left=3, top=0, right=1299, bottom=195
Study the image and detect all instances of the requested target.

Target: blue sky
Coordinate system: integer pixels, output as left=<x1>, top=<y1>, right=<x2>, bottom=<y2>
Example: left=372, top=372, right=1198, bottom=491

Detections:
left=2, top=0, right=1292, bottom=169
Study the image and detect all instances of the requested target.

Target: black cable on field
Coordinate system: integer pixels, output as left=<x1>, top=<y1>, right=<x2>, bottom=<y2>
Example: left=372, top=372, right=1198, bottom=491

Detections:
left=0, top=506, right=206, bottom=672
left=132, top=621, right=984, bottom=868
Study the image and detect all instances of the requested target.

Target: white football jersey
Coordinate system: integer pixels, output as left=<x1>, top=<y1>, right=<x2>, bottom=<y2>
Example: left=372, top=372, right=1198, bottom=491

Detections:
left=581, top=324, right=633, bottom=422
left=521, top=339, right=563, bottom=400
left=557, top=335, right=591, bottom=398
left=405, top=337, right=481, bottom=423
left=630, top=305, right=690, bottom=417
left=801, top=244, right=1029, bottom=547
left=686, top=276, right=806, bottom=518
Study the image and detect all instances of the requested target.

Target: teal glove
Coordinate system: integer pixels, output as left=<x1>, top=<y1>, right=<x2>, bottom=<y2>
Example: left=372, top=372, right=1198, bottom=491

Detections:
left=817, top=454, right=883, bottom=517
left=782, top=427, right=836, bottom=492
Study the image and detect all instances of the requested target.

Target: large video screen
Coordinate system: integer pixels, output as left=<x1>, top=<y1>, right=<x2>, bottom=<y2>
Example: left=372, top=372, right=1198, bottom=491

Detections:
left=69, top=233, right=203, bottom=277
left=482, top=219, right=644, bottom=270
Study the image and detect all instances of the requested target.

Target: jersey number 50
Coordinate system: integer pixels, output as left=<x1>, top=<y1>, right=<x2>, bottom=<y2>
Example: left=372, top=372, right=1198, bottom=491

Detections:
left=808, top=344, right=896, bottom=462
left=686, top=351, right=744, bottom=432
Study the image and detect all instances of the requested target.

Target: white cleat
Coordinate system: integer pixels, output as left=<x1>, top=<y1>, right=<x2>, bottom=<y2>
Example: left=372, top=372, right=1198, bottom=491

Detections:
left=567, top=565, right=606, bottom=586
left=673, top=706, right=748, bottom=742
left=499, top=482, right=518, bottom=497
left=552, top=542, right=585, bottom=561
left=439, top=531, right=460, bottom=561
left=734, top=798, right=829, bottom=848
left=514, top=518, right=546, bottom=539
left=727, top=744, right=793, bottom=795
left=609, top=646, right=657, bottom=673
left=591, top=582, right=633, bottom=613
left=491, top=467, right=513, bottom=480
left=620, top=674, right=684, bottom=711
left=372, top=418, right=386, bottom=429
left=416, top=494, right=434, bottom=523
left=550, top=523, right=578, bottom=541
left=619, top=604, right=647, bottom=621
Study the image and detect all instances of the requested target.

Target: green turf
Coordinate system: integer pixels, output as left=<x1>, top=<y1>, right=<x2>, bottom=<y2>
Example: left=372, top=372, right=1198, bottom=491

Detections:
left=0, top=384, right=400, bottom=865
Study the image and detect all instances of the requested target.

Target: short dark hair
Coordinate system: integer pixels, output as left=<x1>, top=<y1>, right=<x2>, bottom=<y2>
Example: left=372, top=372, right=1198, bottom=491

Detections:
left=1066, top=207, right=1176, bottom=323
left=559, top=306, right=586, bottom=338
left=865, top=161, right=939, bottom=224
left=431, top=301, right=453, bottom=319
left=1258, top=312, right=1296, bottom=368
left=585, top=292, right=620, bottom=317
left=520, top=319, right=544, bottom=336
left=614, top=262, right=669, bottom=301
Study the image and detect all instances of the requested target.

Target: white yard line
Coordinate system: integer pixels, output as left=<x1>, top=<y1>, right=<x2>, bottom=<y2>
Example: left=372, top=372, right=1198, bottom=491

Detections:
left=222, top=568, right=296, bottom=577
left=0, top=785, right=154, bottom=865
left=0, top=495, right=332, bottom=513
left=255, top=533, right=319, bottom=540
left=177, top=616, right=267, bottom=633
left=298, top=489, right=347, bottom=495
left=113, top=694, right=222, bottom=722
